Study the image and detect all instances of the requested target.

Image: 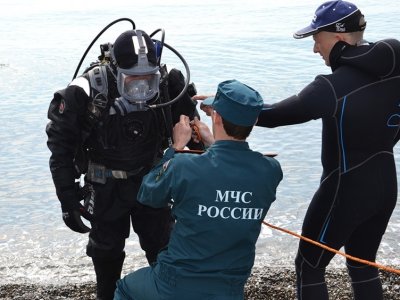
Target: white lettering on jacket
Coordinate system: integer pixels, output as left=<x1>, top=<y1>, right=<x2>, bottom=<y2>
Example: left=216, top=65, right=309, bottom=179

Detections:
left=197, top=190, right=263, bottom=220
left=215, top=190, right=252, bottom=203
left=197, top=205, right=264, bottom=220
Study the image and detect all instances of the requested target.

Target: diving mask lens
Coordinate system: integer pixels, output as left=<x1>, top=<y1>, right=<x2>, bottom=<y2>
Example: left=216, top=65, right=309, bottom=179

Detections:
left=120, top=73, right=160, bottom=102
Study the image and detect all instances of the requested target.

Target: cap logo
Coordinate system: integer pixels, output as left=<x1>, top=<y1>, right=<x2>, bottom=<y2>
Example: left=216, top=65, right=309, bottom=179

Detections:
left=335, top=22, right=346, bottom=32
left=312, top=14, right=317, bottom=23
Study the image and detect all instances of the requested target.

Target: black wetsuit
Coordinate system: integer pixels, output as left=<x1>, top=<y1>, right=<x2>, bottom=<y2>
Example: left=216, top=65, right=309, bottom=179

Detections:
left=257, top=39, right=400, bottom=300
left=46, top=67, right=199, bottom=300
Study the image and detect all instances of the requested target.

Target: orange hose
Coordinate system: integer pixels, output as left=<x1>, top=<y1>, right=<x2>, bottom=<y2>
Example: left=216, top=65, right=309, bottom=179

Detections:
left=191, top=124, right=202, bottom=143
left=262, top=221, right=400, bottom=275
left=175, top=147, right=277, bottom=157
left=175, top=149, right=204, bottom=154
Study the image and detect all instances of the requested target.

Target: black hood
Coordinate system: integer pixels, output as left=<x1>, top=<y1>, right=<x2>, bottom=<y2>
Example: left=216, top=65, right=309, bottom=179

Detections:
left=330, top=39, right=400, bottom=79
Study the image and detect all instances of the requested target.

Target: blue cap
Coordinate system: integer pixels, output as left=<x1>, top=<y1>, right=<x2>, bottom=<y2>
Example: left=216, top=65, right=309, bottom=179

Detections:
left=204, top=80, right=263, bottom=126
left=293, top=0, right=366, bottom=39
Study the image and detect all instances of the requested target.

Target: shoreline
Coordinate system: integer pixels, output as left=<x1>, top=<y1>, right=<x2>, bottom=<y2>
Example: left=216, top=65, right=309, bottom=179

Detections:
left=1, top=267, right=399, bottom=299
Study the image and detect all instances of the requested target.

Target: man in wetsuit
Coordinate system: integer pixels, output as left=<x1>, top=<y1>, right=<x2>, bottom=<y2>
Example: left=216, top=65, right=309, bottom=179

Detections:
left=46, top=29, right=201, bottom=300
left=256, top=1, right=400, bottom=299
left=113, top=79, right=283, bottom=300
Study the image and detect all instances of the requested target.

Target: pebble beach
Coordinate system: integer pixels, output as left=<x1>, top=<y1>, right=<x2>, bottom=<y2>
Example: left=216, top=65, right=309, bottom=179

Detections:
left=1, top=267, right=399, bottom=300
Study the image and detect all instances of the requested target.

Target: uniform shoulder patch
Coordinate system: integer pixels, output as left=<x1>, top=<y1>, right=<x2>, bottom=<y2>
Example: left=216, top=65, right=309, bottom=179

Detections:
left=156, top=159, right=171, bottom=181
left=162, top=160, right=171, bottom=171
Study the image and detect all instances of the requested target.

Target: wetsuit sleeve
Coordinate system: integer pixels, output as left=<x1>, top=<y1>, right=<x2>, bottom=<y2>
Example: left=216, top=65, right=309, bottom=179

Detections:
left=46, top=84, right=89, bottom=200
left=137, top=147, right=176, bottom=208
left=257, top=76, right=337, bottom=127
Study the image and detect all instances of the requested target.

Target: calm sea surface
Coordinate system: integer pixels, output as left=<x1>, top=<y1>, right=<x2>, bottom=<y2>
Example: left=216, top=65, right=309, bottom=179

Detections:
left=0, top=0, right=399, bottom=284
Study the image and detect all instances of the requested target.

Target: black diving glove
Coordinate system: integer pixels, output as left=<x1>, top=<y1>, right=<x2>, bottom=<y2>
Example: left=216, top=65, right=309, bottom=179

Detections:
left=62, top=209, right=90, bottom=233
left=58, top=183, right=94, bottom=233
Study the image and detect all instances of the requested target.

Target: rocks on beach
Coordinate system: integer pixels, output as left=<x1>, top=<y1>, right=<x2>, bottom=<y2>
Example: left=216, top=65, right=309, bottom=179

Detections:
left=0, top=268, right=399, bottom=299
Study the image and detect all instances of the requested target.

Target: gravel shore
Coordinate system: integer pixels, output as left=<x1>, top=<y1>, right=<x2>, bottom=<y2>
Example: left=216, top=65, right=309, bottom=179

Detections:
left=1, top=267, right=399, bottom=299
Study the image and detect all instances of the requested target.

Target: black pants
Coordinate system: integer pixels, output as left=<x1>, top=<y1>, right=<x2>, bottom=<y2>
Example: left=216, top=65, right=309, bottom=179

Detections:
left=295, top=153, right=397, bottom=300
left=86, top=174, right=173, bottom=260
left=85, top=175, right=173, bottom=299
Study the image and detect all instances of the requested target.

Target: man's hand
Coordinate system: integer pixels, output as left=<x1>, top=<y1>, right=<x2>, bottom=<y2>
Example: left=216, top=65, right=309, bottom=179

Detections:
left=172, top=115, right=193, bottom=150
left=191, top=117, right=214, bottom=147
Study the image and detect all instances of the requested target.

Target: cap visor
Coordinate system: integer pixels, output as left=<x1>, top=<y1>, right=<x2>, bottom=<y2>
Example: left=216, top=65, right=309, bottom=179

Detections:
left=202, top=96, right=215, bottom=106
left=293, top=25, right=318, bottom=39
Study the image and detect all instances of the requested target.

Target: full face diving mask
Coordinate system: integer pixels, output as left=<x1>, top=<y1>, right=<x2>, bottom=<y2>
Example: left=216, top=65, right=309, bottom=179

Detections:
left=116, top=30, right=160, bottom=105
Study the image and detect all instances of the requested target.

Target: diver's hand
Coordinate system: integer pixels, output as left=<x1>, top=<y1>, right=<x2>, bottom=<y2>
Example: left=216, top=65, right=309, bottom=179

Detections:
left=59, top=187, right=91, bottom=233
left=191, top=117, right=214, bottom=147
left=62, top=209, right=90, bottom=233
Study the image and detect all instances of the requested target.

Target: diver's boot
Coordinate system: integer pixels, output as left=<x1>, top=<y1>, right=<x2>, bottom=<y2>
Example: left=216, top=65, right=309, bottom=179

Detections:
left=92, top=252, right=125, bottom=300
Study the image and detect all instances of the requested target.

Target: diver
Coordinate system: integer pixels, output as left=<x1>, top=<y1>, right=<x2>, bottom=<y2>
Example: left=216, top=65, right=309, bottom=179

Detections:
left=46, top=23, right=201, bottom=300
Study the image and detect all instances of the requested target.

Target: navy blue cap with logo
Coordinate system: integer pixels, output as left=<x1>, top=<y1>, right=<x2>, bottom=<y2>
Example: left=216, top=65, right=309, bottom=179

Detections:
left=203, top=79, right=264, bottom=127
left=293, top=0, right=366, bottom=39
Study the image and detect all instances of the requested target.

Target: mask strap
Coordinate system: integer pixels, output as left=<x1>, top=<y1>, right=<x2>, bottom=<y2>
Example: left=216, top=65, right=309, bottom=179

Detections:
left=136, top=30, right=149, bottom=67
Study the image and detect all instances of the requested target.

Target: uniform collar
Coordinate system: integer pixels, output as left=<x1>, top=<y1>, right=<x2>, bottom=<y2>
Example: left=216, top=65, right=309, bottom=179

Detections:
left=211, top=140, right=250, bottom=150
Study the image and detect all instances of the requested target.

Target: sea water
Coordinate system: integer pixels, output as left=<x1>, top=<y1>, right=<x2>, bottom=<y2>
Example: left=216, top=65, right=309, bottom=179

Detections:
left=0, top=0, right=399, bottom=284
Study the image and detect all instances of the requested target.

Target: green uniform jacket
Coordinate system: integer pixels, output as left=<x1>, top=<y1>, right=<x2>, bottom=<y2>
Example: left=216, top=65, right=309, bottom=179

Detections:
left=137, top=140, right=283, bottom=294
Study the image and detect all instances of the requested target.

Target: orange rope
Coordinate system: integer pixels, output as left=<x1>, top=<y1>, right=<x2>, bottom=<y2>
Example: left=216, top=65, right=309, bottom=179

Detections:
left=262, top=221, right=400, bottom=275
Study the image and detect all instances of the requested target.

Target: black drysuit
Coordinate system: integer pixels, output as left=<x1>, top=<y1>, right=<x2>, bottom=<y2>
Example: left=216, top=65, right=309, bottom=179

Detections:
left=46, top=67, right=199, bottom=300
